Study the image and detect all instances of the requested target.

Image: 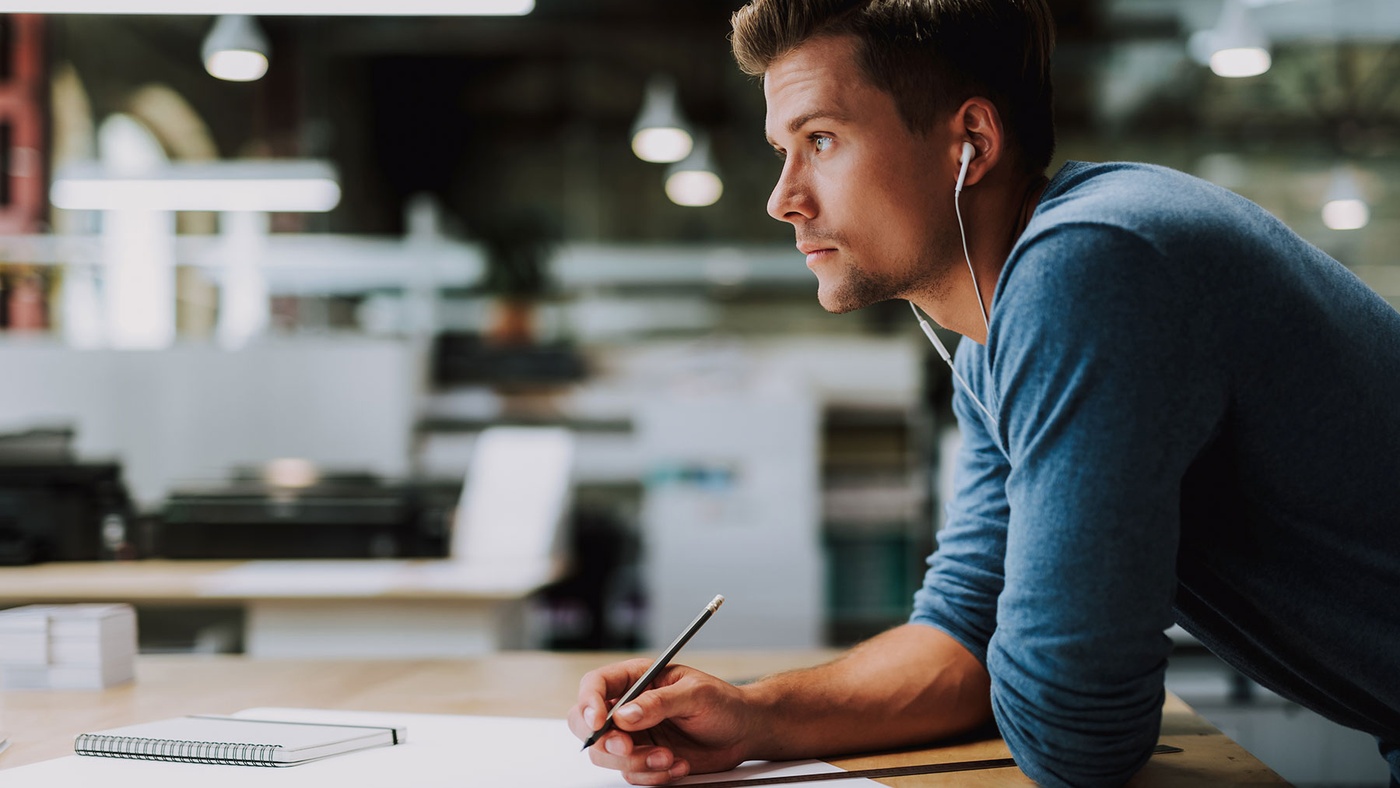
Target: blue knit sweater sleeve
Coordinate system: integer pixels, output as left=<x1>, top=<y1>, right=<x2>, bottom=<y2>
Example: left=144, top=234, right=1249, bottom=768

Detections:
left=914, top=222, right=1229, bottom=786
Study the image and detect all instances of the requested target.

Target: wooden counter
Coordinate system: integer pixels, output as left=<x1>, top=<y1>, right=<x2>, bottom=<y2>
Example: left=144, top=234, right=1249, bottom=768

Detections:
left=0, top=559, right=561, bottom=657
left=0, top=651, right=1286, bottom=785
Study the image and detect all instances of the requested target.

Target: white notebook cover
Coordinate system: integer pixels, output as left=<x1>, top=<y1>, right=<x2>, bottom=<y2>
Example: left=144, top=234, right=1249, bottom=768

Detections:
left=74, top=715, right=406, bottom=766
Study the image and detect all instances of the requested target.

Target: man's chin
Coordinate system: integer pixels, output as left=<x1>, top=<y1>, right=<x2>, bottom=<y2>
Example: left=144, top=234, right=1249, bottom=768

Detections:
left=816, top=285, right=871, bottom=315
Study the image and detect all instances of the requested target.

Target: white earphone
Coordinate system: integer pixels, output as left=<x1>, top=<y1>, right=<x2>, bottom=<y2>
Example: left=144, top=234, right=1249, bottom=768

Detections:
left=909, top=140, right=999, bottom=426
left=955, top=141, right=975, bottom=193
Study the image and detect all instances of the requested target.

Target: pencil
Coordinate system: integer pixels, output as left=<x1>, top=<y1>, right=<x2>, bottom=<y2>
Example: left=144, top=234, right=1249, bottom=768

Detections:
left=581, top=594, right=725, bottom=751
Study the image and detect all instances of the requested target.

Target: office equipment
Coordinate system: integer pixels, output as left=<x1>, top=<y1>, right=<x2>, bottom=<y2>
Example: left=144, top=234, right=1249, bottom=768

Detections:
left=74, top=715, right=405, bottom=766
left=0, top=604, right=135, bottom=690
left=158, top=474, right=448, bottom=560
left=432, top=332, right=587, bottom=387
left=583, top=594, right=724, bottom=750
left=0, top=427, right=74, bottom=463
left=0, top=459, right=131, bottom=565
left=639, top=392, right=823, bottom=648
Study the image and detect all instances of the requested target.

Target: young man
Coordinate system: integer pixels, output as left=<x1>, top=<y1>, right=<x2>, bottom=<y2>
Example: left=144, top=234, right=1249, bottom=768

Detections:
left=568, top=1, right=1400, bottom=785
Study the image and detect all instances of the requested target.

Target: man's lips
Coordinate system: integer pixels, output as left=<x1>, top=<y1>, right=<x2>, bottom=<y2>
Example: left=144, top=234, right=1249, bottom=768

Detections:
left=799, top=244, right=837, bottom=265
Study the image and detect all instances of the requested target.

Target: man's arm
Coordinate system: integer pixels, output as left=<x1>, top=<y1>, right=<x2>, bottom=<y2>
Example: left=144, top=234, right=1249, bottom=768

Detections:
left=569, top=623, right=991, bottom=785
left=981, top=223, right=1226, bottom=787
left=741, top=623, right=992, bottom=758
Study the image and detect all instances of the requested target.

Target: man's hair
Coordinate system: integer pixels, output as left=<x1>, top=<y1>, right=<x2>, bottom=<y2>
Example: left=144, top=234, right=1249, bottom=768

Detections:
left=731, top=0, right=1056, bottom=173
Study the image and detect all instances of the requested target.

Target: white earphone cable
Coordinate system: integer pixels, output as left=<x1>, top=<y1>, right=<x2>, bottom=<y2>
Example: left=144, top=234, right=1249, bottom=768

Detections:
left=955, top=178, right=991, bottom=336
left=909, top=300, right=999, bottom=426
left=909, top=145, right=998, bottom=427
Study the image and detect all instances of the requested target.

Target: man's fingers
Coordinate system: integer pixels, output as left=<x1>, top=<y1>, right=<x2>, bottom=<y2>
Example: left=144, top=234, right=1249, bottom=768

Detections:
left=590, top=660, right=655, bottom=702
left=574, top=658, right=653, bottom=739
left=566, top=704, right=596, bottom=741
left=587, top=737, right=690, bottom=786
left=609, top=679, right=706, bottom=733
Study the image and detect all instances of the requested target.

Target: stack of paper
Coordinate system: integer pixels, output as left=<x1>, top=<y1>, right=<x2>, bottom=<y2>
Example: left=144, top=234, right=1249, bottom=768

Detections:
left=0, top=604, right=137, bottom=690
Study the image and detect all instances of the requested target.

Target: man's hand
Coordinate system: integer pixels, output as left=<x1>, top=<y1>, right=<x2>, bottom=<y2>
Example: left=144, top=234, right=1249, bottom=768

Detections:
left=569, top=658, right=755, bottom=785
left=568, top=626, right=991, bottom=786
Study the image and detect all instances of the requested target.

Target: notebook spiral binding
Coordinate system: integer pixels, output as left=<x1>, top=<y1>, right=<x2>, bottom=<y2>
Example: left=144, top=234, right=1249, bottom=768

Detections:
left=74, top=733, right=282, bottom=766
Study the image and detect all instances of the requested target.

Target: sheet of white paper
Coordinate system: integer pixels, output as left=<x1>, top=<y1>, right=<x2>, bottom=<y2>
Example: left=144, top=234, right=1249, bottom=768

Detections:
left=2, top=707, right=880, bottom=788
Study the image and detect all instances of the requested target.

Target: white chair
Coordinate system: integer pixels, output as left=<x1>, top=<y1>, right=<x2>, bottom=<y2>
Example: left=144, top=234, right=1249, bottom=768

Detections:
left=449, top=426, right=575, bottom=568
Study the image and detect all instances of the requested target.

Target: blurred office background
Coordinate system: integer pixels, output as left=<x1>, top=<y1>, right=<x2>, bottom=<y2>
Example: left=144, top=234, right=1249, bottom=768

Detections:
left=0, top=0, right=1394, bottom=783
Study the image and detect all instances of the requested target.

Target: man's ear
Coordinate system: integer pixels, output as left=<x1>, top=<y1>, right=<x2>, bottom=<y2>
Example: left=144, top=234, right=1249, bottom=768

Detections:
left=949, top=97, right=1006, bottom=189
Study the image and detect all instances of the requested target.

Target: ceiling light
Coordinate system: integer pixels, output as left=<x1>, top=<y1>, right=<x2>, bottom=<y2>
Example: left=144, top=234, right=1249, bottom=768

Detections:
left=0, top=0, right=533, bottom=13
left=632, top=75, right=693, bottom=164
left=51, top=160, right=342, bottom=213
left=1206, top=0, right=1271, bottom=78
left=1322, top=166, right=1369, bottom=231
left=665, top=134, right=722, bottom=207
left=203, top=15, right=269, bottom=82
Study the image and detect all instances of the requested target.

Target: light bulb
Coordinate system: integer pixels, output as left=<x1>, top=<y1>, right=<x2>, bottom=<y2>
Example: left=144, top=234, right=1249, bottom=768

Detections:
left=1209, top=47, right=1270, bottom=78
left=205, top=49, right=269, bottom=81
left=1322, top=199, right=1369, bottom=231
left=631, top=75, right=693, bottom=163
left=632, top=127, right=692, bottom=164
left=665, top=171, right=722, bottom=207
left=202, top=15, right=270, bottom=82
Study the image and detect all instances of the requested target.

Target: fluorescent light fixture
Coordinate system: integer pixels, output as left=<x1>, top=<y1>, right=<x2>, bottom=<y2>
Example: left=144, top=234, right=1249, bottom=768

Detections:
left=0, top=0, right=532, bottom=13
left=203, top=15, right=269, bottom=82
left=51, top=160, right=342, bottom=212
left=632, top=75, right=693, bottom=164
left=665, top=134, right=722, bottom=207
left=1206, top=0, right=1271, bottom=78
left=1322, top=166, right=1369, bottom=231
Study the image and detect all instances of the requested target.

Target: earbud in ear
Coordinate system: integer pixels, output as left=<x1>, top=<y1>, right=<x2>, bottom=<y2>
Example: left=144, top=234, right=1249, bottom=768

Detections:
left=955, top=142, right=975, bottom=193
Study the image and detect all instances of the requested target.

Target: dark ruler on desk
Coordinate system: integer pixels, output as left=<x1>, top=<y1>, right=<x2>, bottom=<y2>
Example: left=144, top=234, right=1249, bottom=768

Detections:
left=693, top=744, right=1183, bottom=787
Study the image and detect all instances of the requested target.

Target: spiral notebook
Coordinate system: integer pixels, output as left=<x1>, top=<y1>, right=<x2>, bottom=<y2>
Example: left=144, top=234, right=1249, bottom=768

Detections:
left=73, top=715, right=407, bottom=767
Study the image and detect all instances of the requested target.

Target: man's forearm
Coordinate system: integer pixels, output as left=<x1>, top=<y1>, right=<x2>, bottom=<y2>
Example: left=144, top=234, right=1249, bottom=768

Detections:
left=737, top=623, right=993, bottom=761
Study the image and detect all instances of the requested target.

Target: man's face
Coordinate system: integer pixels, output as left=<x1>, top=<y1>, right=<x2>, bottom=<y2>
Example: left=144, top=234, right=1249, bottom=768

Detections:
left=764, top=35, right=954, bottom=313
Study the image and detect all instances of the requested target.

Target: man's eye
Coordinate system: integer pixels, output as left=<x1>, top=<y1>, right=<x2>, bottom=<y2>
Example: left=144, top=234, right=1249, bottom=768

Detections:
left=812, top=135, right=833, bottom=152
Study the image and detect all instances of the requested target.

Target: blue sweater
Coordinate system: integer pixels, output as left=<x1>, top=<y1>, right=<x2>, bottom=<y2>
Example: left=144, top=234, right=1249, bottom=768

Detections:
left=910, top=160, right=1400, bottom=786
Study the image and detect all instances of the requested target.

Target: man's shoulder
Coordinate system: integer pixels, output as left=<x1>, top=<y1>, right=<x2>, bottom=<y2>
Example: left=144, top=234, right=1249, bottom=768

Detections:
left=1029, top=160, right=1227, bottom=242
left=1000, top=160, right=1270, bottom=291
left=990, top=163, right=1221, bottom=343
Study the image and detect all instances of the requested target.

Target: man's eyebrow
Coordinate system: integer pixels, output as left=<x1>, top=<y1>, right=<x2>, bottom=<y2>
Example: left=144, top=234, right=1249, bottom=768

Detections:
left=765, top=109, right=850, bottom=147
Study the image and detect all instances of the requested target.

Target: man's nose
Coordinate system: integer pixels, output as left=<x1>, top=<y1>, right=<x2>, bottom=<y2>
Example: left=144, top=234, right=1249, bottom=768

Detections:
left=767, top=159, right=814, bottom=224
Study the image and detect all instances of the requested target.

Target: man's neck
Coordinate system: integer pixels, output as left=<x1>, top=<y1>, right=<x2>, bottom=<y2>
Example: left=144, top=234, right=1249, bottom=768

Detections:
left=920, top=170, right=1049, bottom=345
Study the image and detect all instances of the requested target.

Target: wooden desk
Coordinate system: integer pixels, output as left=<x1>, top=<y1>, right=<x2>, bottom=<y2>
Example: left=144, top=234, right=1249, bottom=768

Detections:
left=0, top=559, right=561, bottom=657
left=0, top=652, right=1286, bottom=785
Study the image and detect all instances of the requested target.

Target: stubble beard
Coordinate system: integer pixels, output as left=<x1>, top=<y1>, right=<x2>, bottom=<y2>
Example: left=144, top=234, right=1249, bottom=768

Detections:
left=817, top=247, right=952, bottom=315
